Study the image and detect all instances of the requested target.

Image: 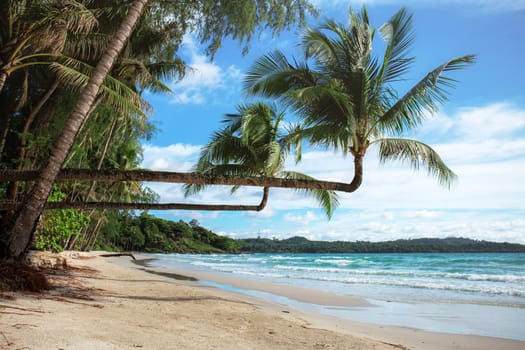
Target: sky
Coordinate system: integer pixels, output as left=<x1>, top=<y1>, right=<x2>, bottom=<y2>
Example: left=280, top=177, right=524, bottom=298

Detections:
left=139, top=0, right=525, bottom=243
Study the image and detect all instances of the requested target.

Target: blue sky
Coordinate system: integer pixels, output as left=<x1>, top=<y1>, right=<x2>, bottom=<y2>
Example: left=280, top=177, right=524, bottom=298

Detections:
left=139, top=0, right=525, bottom=243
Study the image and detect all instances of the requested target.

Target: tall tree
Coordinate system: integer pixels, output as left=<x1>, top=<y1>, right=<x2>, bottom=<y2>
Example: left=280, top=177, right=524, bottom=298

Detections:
left=0, top=0, right=97, bottom=92
left=185, top=102, right=339, bottom=217
left=0, top=0, right=315, bottom=260
left=0, top=0, right=150, bottom=260
left=244, top=7, right=474, bottom=191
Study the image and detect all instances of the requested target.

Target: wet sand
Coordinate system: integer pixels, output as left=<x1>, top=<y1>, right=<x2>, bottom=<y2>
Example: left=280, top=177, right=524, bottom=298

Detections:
left=1, top=252, right=524, bottom=350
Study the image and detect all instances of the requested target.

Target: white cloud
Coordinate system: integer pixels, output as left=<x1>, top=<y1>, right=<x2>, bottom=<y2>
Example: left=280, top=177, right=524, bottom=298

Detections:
left=141, top=143, right=201, bottom=171
left=455, top=103, right=525, bottom=141
left=143, top=103, right=525, bottom=242
left=283, top=211, right=319, bottom=225
left=402, top=210, right=440, bottom=219
left=170, top=35, right=242, bottom=105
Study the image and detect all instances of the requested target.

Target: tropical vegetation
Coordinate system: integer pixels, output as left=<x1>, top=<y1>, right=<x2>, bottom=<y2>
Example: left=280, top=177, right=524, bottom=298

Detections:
left=0, top=0, right=315, bottom=260
left=184, top=102, right=339, bottom=217
left=0, top=3, right=475, bottom=262
left=244, top=7, right=474, bottom=191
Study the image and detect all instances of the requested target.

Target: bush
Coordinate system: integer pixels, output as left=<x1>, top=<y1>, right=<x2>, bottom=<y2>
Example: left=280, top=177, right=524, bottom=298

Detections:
left=34, top=190, right=90, bottom=252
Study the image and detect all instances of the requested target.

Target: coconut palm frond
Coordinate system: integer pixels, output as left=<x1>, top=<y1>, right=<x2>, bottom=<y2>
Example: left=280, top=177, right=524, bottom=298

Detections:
left=50, top=58, right=148, bottom=117
left=265, top=141, right=284, bottom=176
left=373, top=137, right=457, bottom=187
left=378, top=55, right=475, bottom=135
left=376, top=7, right=415, bottom=84
left=244, top=50, right=317, bottom=97
left=301, top=23, right=341, bottom=64
left=281, top=122, right=305, bottom=163
left=290, top=84, right=355, bottom=130
left=116, top=58, right=171, bottom=94
left=146, top=58, right=186, bottom=87
left=201, top=130, right=255, bottom=165
left=183, top=183, right=207, bottom=197
left=64, top=32, right=110, bottom=62
left=294, top=124, right=352, bottom=155
left=281, top=171, right=340, bottom=218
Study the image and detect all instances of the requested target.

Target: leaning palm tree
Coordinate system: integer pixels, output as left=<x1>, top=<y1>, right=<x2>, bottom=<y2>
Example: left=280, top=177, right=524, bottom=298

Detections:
left=184, top=102, right=339, bottom=217
left=0, top=0, right=151, bottom=261
left=244, top=7, right=475, bottom=191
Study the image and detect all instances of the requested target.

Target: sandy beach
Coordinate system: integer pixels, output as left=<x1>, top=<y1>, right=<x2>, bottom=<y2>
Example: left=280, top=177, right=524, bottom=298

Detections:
left=1, top=253, right=524, bottom=350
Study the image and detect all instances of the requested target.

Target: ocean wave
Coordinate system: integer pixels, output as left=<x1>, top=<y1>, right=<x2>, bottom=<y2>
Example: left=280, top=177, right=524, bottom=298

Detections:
left=444, top=273, right=525, bottom=283
left=314, top=258, right=355, bottom=266
left=301, top=275, right=525, bottom=297
left=151, top=253, right=525, bottom=300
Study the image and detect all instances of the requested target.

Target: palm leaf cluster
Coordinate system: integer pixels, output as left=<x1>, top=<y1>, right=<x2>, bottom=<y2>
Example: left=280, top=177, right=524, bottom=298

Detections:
left=185, top=103, right=339, bottom=217
left=188, top=6, right=474, bottom=218
left=244, top=6, right=475, bottom=189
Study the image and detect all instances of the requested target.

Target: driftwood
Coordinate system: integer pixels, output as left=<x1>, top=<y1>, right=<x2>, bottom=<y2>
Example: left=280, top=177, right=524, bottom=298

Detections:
left=99, top=252, right=136, bottom=260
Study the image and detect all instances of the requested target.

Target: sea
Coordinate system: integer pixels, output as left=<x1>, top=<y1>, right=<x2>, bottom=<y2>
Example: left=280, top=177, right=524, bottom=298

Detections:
left=145, top=252, right=525, bottom=341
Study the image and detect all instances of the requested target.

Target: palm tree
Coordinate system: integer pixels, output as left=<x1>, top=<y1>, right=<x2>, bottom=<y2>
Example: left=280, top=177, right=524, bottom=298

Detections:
left=0, top=0, right=150, bottom=260
left=185, top=102, right=339, bottom=217
left=0, top=0, right=316, bottom=260
left=0, top=0, right=97, bottom=92
left=244, top=7, right=475, bottom=191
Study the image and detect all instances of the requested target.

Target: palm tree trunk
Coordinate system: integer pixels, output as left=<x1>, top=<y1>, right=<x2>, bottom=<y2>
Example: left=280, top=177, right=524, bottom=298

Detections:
left=86, top=215, right=105, bottom=251
left=257, top=187, right=270, bottom=211
left=18, top=79, right=60, bottom=169
left=0, top=0, right=149, bottom=261
left=4, top=79, right=61, bottom=205
left=350, top=154, right=363, bottom=189
left=0, top=168, right=364, bottom=192
left=85, top=117, right=118, bottom=201
left=0, top=201, right=266, bottom=211
left=0, top=115, right=11, bottom=164
left=0, top=70, right=8, bottom=93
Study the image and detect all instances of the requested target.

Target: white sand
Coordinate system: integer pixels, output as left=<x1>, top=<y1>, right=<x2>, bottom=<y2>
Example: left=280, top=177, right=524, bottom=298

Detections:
left=1, top=252, right=523, bottom=350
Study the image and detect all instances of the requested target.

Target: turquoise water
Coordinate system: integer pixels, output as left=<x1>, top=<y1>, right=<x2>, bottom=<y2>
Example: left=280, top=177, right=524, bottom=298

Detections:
left=147, top=253, right=525, bottom=340
left=149, top=253, right=525, bottom=305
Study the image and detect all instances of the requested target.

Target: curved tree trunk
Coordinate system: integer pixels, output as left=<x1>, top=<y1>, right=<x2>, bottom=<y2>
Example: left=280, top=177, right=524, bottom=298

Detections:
left=257, top=187, right=270, bottom=211
left=0, top=201, right=266, bottom=211
left=0, top=185, right=271, bottom=213
left=4, top=79, right=61, bottom=205
left=0, top=0, right=150, bottom=261
left=0, top=169, right=364, bottom=192
left=350, top=154, right=363, bottom=189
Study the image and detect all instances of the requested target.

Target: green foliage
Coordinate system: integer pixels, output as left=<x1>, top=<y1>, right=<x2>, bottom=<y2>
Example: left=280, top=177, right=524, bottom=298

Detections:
left=96, top=212, right=240, bottom=253
left=98, top=214, right=525, bottom=254
left=239, top=236, right=525, bottom=253
left=34, top=190, right=90, bottom=252
left=244, top=6, right=474, bottom=188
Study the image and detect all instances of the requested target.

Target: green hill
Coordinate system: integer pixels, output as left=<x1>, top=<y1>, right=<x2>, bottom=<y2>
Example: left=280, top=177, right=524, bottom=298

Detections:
left=98, top=214, right=525, bottom=254
left=238, top=236, right=525, bottom=253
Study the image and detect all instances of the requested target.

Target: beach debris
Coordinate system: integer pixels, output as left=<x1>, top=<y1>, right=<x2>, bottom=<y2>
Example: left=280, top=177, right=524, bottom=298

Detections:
left=0, top=261, right=50, bottom=292
left=100, top=252, right=136, bottom=260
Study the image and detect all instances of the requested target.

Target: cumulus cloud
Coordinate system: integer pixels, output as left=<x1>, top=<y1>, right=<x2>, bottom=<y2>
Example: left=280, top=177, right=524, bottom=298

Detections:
left=142, top=103, right=525, bottom=242
left=170, top=36, right=242, bottom=105
left=141, top=143, right=201, bottom=171
left=283, top=211, right=319, bottom=225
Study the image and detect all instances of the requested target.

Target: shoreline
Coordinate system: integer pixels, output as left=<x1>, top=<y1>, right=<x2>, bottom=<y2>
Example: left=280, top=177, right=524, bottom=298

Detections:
left=2, top=252, right=524, bottom=350
left=137, top=254, right=525, bottom=342
left=136, top=256, right=525, bottom=341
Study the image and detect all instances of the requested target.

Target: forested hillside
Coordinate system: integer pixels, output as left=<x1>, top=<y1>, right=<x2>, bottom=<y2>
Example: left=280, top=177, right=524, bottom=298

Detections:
left=95, top=215, right=525, bottom=254
left=95, top=212, right=241, bottom=253
left=239, top=236, right=525, bottom=253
